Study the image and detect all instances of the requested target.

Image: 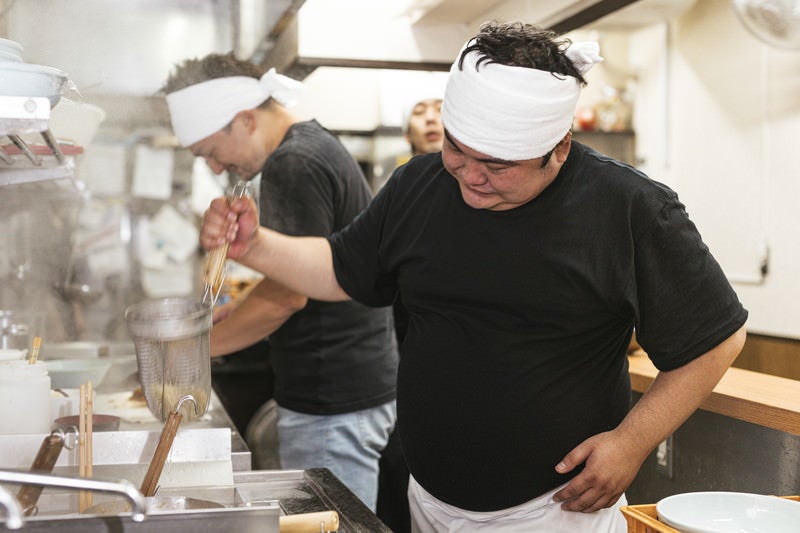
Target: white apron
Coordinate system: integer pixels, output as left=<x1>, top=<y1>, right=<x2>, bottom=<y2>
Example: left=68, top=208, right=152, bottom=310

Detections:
left=408, top=474, right=628, bottom=533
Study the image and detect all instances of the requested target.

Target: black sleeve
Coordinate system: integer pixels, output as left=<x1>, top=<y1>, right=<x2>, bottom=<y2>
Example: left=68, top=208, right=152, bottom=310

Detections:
left=633, top=198, right=748, bottom=371
left=328, top=174, right=399, bottom=308
left=260, top=151, right=335, bottom=238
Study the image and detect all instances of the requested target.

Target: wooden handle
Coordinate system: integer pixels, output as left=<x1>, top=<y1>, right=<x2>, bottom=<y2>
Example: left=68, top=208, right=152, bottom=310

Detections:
left=201, top=181, right=249, bottom=304
left=16, top=433, right=65, bottom=515
left=279, top=510, right=339, bottom=533
left=140, top=410, right=182, bottom=497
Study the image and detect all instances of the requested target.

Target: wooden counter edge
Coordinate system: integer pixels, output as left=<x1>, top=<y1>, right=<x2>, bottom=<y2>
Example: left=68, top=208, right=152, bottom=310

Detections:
left=628, top=351, right=800, bottom=436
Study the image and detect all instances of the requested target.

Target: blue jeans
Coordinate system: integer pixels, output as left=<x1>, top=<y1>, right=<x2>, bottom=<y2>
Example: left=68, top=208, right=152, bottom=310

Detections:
left=277, top=400, right=396, bottom=511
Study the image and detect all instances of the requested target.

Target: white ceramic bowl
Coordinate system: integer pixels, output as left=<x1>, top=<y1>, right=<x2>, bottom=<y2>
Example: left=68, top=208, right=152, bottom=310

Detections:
left=657, top=491, right=800, bottom=533
left=40, top=341, right=135, bottom=359
left=45, top=358, right=113, bottom=389
left=0, top=62, right=67, bottom=108
left=49, top=100, right=107, bottom=146
left=0, top=349, right=26, bottom=361
left=0, top=38, right=23, bottom=60
left=0, top=50, right=22, bottom=63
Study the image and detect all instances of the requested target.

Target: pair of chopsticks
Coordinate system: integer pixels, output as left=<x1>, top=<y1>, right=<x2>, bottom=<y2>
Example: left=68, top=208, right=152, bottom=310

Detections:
left=78, top=381, right=93, bottom=512
left=201, top=181, right=249, bottom=307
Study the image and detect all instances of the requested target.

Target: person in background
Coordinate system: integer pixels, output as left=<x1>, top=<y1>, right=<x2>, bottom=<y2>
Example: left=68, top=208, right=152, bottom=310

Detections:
left=398, top=96, right=444, bottom=166
left=377, top=93, right=444, bottom=533
left=198, top=22, right=747, bottom=532
left=161, top=53, right=398, bottom=511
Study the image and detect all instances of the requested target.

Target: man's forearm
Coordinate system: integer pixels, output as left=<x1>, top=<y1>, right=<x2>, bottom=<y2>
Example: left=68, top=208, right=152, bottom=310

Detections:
left=615, top=325, right=747, bottom=461
left=238, top=227, right=350, bottom=302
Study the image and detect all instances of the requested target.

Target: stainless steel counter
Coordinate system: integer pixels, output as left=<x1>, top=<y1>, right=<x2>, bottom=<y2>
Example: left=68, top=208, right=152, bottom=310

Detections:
left=1, top=468, right=391, bottom=532
left=0, top=343, right=392, bottom=531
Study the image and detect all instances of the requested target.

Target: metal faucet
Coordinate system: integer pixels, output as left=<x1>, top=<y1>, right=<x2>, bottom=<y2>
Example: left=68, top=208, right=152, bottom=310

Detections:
left=0, top=484, right=23, bottom=530
left=0, top=470, right=147, bottom=522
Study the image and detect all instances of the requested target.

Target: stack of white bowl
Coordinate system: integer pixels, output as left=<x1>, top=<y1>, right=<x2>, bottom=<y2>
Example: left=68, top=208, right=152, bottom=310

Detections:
left=0, top=37, right=68, bottom=109
left=0, top=38, right=23, bottom=63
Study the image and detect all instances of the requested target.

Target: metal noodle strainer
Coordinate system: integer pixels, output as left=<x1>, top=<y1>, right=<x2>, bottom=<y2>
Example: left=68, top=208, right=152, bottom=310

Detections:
left=124, top=297, right=211, bottom=422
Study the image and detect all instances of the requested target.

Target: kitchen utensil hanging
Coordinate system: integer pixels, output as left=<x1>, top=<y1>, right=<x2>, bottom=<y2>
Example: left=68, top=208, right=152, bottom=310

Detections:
left=15, top=428, right=75, bottom=516
left=139, top=395, right=198, bottom=497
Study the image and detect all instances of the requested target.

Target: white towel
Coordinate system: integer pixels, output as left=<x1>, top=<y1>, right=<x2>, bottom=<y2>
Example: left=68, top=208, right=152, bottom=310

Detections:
left=166, top=68, right=303, bottom=146
left=441, top=41, right=602, bottom=160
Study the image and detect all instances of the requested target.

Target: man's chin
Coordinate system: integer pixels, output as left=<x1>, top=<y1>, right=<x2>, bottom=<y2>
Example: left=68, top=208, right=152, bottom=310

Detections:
left=459, top=188, right=499, bottom=211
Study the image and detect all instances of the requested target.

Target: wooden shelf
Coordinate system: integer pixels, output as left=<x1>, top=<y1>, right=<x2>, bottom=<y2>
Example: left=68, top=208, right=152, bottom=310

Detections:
left=573, top=130, right=636, bottom=165
left=628, top=351, right=800, bottom=436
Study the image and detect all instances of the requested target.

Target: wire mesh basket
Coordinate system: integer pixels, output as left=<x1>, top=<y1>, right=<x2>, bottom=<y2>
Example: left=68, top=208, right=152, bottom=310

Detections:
left=124, top=297, right=212, bottom=422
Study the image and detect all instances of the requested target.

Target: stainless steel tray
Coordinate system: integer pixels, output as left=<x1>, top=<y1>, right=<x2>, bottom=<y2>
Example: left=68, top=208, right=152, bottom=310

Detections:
left=10, top=469, right=389, bottom=533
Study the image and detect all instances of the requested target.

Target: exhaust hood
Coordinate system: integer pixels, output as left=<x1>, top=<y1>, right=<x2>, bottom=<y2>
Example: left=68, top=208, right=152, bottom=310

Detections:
left=257, top=0, right=698, bottom=79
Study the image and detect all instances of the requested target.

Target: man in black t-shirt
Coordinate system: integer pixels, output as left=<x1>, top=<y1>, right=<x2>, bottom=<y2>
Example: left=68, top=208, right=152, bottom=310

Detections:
left=197, top=24, right=747, bottom=532
left=162, top=53, right=398, bottom=512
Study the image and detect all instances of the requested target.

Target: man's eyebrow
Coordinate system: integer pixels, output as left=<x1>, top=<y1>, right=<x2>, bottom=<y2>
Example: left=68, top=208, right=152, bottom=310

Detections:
left=443, top=129, right=516, bottom=166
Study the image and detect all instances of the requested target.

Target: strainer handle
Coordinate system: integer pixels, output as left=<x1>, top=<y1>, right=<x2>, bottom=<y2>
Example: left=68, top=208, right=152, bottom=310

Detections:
left=174, top=394, right=200, bottom=417
left=200, top=181, right=250, bottom=307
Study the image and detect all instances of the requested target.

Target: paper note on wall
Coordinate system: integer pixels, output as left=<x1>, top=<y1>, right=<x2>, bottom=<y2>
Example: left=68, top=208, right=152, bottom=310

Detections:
left=132, top=145, right=173, bottom=199
left=79, top=144, right=127, bottom=195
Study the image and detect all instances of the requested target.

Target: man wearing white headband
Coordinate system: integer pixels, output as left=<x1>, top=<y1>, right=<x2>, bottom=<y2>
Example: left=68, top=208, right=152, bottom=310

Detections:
left=162, top=53, right=399, bottom=512
left=199, top=23, right=746, bottom=532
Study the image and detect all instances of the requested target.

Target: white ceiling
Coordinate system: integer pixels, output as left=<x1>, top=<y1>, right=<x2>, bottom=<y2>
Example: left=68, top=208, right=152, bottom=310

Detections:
left=402, top=0, right=698, bottom=30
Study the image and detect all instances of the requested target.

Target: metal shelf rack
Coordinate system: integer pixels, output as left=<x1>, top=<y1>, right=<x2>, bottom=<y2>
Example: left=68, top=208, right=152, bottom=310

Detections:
left=0, top=95, right=81, bottom=187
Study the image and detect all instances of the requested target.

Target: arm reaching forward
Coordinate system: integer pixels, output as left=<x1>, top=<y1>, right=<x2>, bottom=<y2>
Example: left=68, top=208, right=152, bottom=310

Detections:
left=201, top=196, right=350, bottom=302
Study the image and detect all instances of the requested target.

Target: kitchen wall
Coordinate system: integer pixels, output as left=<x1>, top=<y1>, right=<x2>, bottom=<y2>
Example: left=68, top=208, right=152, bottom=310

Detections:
left=623, top=0, right=800, bottom=340
left=2, top=0, right=800, bottom=342
left=627, top=390, right=800, bottom=504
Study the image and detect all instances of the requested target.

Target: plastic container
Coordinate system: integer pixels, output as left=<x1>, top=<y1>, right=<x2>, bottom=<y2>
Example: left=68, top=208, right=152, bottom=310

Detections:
left=0, top=360, right=51, bottom=434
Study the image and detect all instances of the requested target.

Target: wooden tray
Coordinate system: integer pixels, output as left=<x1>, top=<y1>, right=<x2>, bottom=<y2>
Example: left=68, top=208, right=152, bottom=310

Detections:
left=621, top=495, right=800, bottom=533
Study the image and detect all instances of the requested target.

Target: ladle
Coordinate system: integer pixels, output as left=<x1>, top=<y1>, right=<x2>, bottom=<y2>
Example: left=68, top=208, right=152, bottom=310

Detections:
left=16, top=429, right=71, bottom=516
left=139, top=394, right=199, bottom=497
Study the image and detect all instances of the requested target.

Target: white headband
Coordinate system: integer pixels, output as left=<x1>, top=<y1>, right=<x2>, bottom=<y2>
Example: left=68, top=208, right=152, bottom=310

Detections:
left=441, top=40, right=602, bottom=160
left=166, top=68, right=303, bottom=146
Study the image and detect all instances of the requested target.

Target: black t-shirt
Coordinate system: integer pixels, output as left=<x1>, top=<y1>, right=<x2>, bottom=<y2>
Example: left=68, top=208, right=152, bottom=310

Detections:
left=328, top=143, right=747, bottom=511
left=259, top=120, right=398, bottom=415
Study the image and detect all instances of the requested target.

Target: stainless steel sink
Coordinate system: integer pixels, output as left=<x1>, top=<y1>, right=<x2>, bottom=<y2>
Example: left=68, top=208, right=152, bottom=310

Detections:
left=14, top=503, right=280, bottom=533
left=0, top=470, right=279, bottom=533
left=2, top=469, right=390, bottom=532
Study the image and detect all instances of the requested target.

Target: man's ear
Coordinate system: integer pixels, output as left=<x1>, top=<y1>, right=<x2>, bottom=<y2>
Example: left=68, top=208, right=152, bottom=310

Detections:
left=553, top=131, right=572, bottom=163
left=234, top=110, right=257, bottom=134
